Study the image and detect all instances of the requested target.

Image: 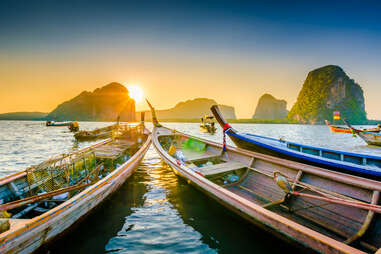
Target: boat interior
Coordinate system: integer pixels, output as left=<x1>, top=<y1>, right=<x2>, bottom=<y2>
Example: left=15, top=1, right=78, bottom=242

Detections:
left=158, top=133, right=381, bottom=253
left=0, top=124, right=148, bottom=229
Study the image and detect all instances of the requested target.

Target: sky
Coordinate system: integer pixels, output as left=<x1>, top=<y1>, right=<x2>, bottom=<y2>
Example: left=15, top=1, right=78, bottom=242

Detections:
left=1, top=0, right=381, bottom=118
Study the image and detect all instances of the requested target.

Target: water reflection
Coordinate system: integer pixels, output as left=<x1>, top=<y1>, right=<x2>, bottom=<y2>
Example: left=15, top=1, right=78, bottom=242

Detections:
left=105, top=148, right=215, bottom=253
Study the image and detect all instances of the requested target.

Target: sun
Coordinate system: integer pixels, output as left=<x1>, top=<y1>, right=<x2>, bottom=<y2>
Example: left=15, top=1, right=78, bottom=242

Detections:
left=127, top=85, right=144, bottom=103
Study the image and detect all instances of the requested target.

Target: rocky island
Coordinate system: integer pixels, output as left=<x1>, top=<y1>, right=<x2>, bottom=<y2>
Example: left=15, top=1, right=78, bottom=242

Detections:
left=141, top=98, right=236, bottom=121
left=289, top=65, right=367, bottom=124
left=253, top=94, right=288, bottom=120
left=47, top=82, right=136, bottom=121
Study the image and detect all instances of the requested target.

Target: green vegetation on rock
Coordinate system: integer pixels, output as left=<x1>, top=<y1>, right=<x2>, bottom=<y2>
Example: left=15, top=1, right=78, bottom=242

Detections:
left=289, top=65, right=367, bottom=124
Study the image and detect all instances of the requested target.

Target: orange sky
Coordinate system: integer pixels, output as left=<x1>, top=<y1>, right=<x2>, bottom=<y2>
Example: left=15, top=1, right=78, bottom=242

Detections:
left=1, top=1, right=381, bottom=119
left=0, top=45, right=379, bottom=119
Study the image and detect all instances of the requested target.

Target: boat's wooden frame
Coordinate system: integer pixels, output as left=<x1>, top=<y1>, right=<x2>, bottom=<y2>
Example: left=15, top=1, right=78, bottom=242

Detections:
left=356, top=131, right=381, bottom=146
left=325, top=120, right=380, bottom=134
left=148, top=101, right=381, bottom=254
left=74, top=124, right=118, bottom=141
left=0, top=125, right=151, bottom=254
left=211, top=105, right=381, bottom=179
left=345, top=120, right=381, bottom=146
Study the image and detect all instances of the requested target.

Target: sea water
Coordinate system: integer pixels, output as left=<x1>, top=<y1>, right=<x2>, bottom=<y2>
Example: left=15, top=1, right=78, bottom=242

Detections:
left=1, top=121, right=380, bottom=253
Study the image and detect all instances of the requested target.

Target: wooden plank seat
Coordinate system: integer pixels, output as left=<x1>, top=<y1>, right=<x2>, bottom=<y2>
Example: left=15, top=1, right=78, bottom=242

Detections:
left=94, top=151, right=124, bottom=160
left=93, top=142, right=134, bottom=159
left=182, top=151, right=220, bottom=163
left=197, top=161, right=247, bottom=176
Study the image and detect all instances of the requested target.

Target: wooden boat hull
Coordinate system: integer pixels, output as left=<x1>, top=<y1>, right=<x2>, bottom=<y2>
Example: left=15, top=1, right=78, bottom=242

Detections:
left=325, top=121, right=380, bottom=134
left=0, top=134, right=151, bottom=253
left=152, top=127, right=381, bottom=254
left=74, top=124, right=118, bottom=142
left=74, top=131, right=112, bottom=141
left=357, top=131, right=381, bottom=146
left=328, top=125, right=353, bottom=134
left=343, top=120, right=381, bottom=147
left=46, top=122, right=72, bottom=127
left=211, top=106, right=381, bottom=180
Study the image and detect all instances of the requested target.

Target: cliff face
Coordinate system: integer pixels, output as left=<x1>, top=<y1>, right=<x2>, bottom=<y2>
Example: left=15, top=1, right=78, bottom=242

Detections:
left=253, top=94, right=288, bottom=119
left=142, top=98, right=236, bottom=120
left=47, top=82, right=135, bottom=121
left=289, top=65, right=367, bottom=124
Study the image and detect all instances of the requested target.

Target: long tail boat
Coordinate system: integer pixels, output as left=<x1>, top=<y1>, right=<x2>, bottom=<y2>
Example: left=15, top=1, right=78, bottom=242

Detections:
left=147, top=100, right=381, bottom=254
left=325, top=120, right=380, bottom=134
left=211, top=105, right=381, bottom=180
left=74, top=124, right=118, bottom=142
left=45, top=121, right=73, bottom=127
left=344, top=120, right=381, bottom=146
left=200, top=115, right=217, bottom=134
left=0, top=123, right=151, bottom=253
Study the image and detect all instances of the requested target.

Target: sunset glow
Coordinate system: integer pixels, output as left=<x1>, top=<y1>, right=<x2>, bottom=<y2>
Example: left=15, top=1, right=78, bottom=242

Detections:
left=127, top=85, right=144, bottom=103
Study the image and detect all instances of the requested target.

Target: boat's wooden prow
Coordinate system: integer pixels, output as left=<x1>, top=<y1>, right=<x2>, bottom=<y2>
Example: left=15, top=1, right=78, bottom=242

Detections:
left=8, top=219, right=30, bottom=230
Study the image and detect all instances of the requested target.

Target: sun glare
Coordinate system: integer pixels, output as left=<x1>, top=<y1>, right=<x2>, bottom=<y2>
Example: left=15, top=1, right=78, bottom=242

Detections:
left=127, top=85, right=144, bottom=103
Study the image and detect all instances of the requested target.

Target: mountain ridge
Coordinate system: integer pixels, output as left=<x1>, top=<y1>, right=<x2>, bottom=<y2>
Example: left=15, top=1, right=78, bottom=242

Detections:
left=140, top=98, right=236, bottom=121
left=47, top=82, right=136, bottom=121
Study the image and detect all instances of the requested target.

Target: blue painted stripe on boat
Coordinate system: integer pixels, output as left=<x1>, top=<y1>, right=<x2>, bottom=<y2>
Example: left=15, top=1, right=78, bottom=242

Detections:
left=359, top=130, right=381, bottom=136
left=227, top=131, right=381, bottom=177
left=243, top=132, right=381, bottom=160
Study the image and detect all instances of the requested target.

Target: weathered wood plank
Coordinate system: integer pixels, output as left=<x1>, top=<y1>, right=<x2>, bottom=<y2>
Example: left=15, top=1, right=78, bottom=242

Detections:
left=199, top=161, right=246, bottom=176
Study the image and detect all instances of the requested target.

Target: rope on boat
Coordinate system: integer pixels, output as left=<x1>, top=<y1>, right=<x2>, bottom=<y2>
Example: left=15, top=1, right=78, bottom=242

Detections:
left=290, top=191, right=381, bottom=213
left=222, top=123, right=232, bottom=152
left=245, top=167, right=381, bottom=213
left=272, top=171, right=381, bottom=213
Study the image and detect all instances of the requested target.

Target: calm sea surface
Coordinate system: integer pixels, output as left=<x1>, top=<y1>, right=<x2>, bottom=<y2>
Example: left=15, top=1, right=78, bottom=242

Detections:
left=1, top=121, right=381, bottom=253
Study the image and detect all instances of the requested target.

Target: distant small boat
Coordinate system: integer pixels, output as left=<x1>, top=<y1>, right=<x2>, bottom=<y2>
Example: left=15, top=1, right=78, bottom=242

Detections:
left=325, top=120, right=380, bottom=134
left=147, top=100, right=381, bottom=254
left=200, top=115, right=216, bottom=134
left=344, top=120, right=381, bottom=146
left=68, top=121, right=80, bottom=132
left=0, top=123, right=151, bottom=253
left=211, top=105, right=381, bottom=179
left=74, top=124, right=118, bottom=142
left=46, top=120, right=73, bottom=127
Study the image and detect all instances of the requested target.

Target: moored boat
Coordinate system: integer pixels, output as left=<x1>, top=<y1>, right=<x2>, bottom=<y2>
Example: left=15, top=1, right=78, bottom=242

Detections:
left=148, top=100, right=381, bottom=254
left=325, top=120, right=380, bottom=134
left=0, top=123, right=151, bottom=253
left=200, top=115, right=216, bottom=134
left=211, top=105, right=381, bottom=180
left=74, top=124, right=118, bottom=141
left=344, top=120, right=381, bottom=146
left=46, top=121, right=73, bottom=127
left=68, top=121, right=79, bottom=132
